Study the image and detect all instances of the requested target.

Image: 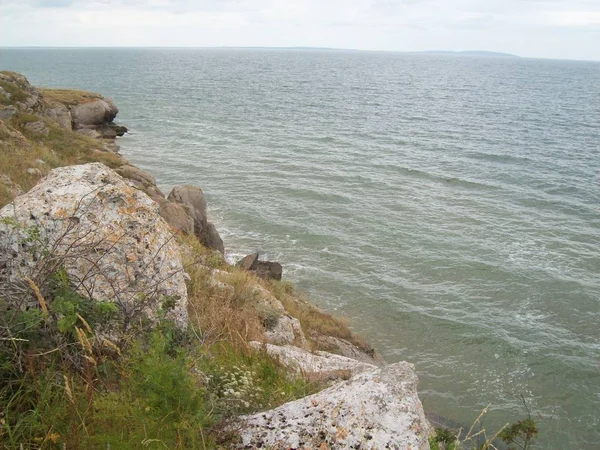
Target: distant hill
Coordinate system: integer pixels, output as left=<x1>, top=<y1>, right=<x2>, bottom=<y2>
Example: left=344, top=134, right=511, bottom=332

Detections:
left=419, top=50, right=519, bottom=58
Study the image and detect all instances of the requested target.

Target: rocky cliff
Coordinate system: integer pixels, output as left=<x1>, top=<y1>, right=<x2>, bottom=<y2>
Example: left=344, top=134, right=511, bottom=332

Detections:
left=0, top=72, right=432, bottom=449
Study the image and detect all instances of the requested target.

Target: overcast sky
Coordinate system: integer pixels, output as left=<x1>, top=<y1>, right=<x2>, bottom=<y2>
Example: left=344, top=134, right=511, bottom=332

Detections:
left=1, top=0, right=599, bottom=61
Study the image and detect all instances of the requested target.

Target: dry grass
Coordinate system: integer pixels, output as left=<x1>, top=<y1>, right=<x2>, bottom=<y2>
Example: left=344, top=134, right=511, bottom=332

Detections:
left=39, top=88, right=103, bottom=106
left=264, top=279, right=373, bottom=354
left=0, top=114, right=125, bottom=209
left=182, top=238, right=265, bottom=350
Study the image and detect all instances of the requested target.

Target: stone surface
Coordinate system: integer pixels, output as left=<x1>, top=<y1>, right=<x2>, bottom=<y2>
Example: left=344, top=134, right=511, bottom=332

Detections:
left=234, top=362, right=431, bottom=449
left=237, top=252, right=259, bottom=271
left=0, top=106, right=17, bottom=120
left=71, top=98, right=118, bottom=128
left=77, top=128, right=102, bottom=139
left=204, top=222, right=224, bottom=254
left=159, top=201, right=195, bottom=236
left=23, top=120, right=49, bottom=136
left=263, top=314, right=307, bottom=348
left=167, top=185, right=224, bottom=253
left=167, top=185, right=208, bottom=233
left=311, top=332, right=385, bottom=366
left=255, top=261, right=283, bottom=281
left=0, top=163, right=188, bottom=328
left=46, top=105, right=72, bottom=130
left=116, top=164, right=165, bottom=204
left=250, top=342, right=376, bottom=378
left=237, top=253, right=283, bottom=281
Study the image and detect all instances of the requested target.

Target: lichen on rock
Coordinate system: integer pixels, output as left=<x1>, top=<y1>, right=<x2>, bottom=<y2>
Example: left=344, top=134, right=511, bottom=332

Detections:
left=0, top=163, right=189, bottom=328
left=234, top=361, right=432, bottom=449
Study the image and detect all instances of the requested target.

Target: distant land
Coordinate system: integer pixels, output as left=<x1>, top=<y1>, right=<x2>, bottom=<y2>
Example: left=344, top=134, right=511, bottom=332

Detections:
left=417, top=50, right=519, bottom=57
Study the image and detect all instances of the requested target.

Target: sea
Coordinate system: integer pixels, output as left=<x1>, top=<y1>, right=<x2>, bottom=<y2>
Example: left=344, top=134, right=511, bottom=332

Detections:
left=1, top=48, right=598, bottom=449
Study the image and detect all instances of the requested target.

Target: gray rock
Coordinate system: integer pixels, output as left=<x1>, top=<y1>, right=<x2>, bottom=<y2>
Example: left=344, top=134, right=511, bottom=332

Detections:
left=311, top=332, right=385, bottom=366
left=255, top=260, right=282, bottom=281
left=167, top=186, right=224, bottom=254
left=0, top=106, right=17, bottom=120
left=116, top=164, right=165, bottom=204
left=237, top=253, right=283, bottom=281
left=23, top=120, right=49, bottom=136
left=0, top=163, right=189, bottom=329
left=237, top=252, right=259, bottom=271
left=158, top=201, right=195, bottom=236
left=0, top=86, right=10, bottom=100
left=263, top=314, right=307, bottom=348
left=71, top=98, right=118, bottom=128
left=234, top=362, right=431, bottom=449
left=46, top=105, right=72, bottom=130
left=76, top=128, right=102, bottom=139
left=204, top=222, right=224, bottom=254
left=167, top=185, right=207, bottom=231
left=249, top=342, right=376, bottom=378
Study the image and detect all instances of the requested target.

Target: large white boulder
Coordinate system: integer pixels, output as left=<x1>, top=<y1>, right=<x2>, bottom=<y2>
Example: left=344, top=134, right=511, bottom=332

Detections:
left=0, top=163, right=188, bottom=328
left=234, top=362, right=431, bottom=449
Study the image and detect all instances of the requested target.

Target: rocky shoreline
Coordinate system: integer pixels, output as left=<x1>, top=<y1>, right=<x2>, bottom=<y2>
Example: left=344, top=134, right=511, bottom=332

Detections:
left=0, top=71, right=432, bottom=448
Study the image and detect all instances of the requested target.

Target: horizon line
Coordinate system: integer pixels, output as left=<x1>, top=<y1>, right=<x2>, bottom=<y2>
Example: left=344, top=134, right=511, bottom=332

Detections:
left=1, top=46, right=598, bottom=63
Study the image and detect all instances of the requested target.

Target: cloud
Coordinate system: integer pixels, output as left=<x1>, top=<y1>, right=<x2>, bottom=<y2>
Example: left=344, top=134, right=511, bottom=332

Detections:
left=0, top=0, right=598, bottom=60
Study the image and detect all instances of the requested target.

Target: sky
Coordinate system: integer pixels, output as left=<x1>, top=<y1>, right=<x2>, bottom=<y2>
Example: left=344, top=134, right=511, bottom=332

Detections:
left=0, top=0, right=599, bottom=61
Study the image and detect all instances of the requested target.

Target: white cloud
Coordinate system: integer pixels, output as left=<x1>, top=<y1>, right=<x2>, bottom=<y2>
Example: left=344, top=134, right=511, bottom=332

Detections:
left=0, top=0, right=598, bottom=60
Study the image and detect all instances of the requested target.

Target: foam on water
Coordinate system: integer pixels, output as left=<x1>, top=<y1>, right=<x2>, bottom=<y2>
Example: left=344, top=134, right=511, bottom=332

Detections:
left=2, top=48, right=599, bottom=449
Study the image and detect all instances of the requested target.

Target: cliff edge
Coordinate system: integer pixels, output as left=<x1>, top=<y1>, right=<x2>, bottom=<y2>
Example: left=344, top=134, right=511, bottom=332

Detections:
left=0, top=72, right=431, bottom=449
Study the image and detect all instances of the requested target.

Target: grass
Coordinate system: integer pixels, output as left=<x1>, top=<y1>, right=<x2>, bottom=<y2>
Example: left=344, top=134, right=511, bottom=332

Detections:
left=0, top=235, right=320, bottom=449
left=0, top=113, right=124, bottom=209
left=39, top=88, right=102, bottom=107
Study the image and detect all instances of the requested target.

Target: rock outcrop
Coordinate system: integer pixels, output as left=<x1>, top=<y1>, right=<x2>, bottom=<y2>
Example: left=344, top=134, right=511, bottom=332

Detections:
left=167, top=185, right=224, bottom=254
left=250, top=342, right=376, bottom=379
left=0, top=163, right=189, bottom=328
left=237, top=252, right=283, bottom=281
left=233, top=362, right=431, bottom=449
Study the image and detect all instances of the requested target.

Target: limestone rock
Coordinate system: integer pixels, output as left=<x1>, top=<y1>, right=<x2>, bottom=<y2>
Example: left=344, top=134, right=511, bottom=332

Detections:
left=159, top=201, right=194, bottom=236
left=234, top=362, right=431, bottom=449
left=264, top=314, right=307, bottom=348
left=0, top=86, right=10, bottom=100
left=46, top=105, right=72, bottom=130
left=0, top=106, right=17, bottom=120
left=167, top=185, right=207, bottom=232
left=204, top=222, right=224, bottom=254
left=250, top=342, right=376, bottom=378
left=311, top=332, right=385, bottom=366
left=71, top=98, right=118, bottom=128
left=237, top=252, right=259, bottom=271
left=167, top=185, right=224, bottom=254
left=0, top=163, right=188, bottom=328
left=77, top=128, right=102, bottom=139
left=116, top=164, right=165, bottom=204
left=23, top=120, right=49, bottom=136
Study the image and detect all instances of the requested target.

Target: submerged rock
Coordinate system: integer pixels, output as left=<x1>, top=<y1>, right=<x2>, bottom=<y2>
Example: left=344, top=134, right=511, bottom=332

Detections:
left=0, top=163, right=188, bottom=328
left=234, top=362, right=431, bottom=449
